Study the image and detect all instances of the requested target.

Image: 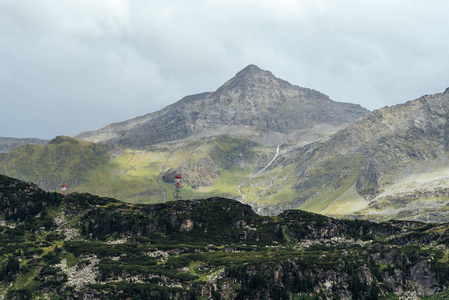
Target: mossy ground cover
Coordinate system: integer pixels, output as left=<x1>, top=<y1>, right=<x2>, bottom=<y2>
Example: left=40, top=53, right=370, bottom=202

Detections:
left=2, top=220, right=449, bottom=299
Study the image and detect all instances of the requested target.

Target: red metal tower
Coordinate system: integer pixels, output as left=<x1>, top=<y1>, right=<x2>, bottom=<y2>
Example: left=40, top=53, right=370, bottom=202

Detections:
left=61, top=184, right=68, bottom=195
left=173, top=174, right=182, bottom=200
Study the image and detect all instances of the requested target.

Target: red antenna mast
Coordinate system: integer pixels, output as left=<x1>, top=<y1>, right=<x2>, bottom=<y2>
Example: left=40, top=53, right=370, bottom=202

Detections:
left=173, top=174, right=182, bottom=200
left=61, top=183, right=68, bottom=195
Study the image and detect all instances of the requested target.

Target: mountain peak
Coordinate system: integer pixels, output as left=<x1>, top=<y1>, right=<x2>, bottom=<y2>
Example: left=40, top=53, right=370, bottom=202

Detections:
left=217, top=65, right=290, bottom=93
left=234, top=64, right=276, bottom=80
left=48, top=136, right=80, bottom=145
left=76, top=65, right=368, bottom=147
left=235, top=64, right=266, bottom=75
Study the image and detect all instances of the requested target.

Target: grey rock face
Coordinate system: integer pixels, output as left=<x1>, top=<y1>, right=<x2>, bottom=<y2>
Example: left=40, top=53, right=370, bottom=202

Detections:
left=356, top=162, right=380, bottom=200
left=409, top=260, right=438, bottom=297
left=76, top=65, right=369, bottom=147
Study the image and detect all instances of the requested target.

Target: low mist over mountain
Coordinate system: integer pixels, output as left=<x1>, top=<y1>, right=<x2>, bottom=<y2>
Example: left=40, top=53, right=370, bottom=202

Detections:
left=76, top=65, right=368, bottom=147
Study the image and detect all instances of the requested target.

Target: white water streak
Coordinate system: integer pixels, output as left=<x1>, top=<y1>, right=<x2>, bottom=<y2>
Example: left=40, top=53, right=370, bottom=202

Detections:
left=256, top=167, right=284, bottom=202
left=239, top=146, right=280, bottom=201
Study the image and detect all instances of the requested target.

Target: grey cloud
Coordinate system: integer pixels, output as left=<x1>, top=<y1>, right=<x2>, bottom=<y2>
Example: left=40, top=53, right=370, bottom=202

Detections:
left=1, top=0, right=449, bottom=138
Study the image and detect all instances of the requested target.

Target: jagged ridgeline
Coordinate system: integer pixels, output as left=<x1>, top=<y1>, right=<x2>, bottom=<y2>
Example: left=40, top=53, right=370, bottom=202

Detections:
left=1, top=174, right=449, bottom=299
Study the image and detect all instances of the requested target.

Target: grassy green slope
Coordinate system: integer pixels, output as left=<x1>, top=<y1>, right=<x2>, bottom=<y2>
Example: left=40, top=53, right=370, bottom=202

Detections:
left=70, top=135, right=266, bottom=204
left=0, top=135, right=280, bottom=206
left=0, top=136, right=110, bottom=191
left=3, top=133, right=448, bottom=221
left=0, top=134, right=391, bottom=217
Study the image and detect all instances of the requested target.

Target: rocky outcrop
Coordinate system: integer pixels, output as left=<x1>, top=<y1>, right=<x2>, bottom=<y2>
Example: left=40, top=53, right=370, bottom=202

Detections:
left=409, top=260, right=439, bottom=296
left=55, top=256, right=100, bottom=291
left=356, top=161, right=380, bottom=200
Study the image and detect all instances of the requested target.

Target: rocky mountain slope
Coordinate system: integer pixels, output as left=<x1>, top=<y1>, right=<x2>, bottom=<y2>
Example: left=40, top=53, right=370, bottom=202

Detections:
left=250, top=88, right=449, bottom=221
left=0, top=137, right=48, bottom=153
left=1, top=174, right=449, bottom=299
left=75, top=65, right=368, bottom=147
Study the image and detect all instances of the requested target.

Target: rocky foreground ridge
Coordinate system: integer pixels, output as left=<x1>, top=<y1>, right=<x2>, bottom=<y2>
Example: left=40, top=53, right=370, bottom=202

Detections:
left=1, top=174, right=449, bottom=299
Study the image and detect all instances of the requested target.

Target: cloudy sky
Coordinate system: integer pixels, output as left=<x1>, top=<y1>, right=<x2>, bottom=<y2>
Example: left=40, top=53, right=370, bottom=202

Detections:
left=1, top=0, right=449, bottom=139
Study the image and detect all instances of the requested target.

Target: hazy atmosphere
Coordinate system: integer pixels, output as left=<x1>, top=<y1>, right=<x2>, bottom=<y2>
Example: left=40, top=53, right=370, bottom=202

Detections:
left=1, top=0, right=449, bottom=139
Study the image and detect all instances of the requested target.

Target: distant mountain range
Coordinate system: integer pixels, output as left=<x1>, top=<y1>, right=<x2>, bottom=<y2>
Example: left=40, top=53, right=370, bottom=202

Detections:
left=1, top=65, right=449, bottom=223
left=0, top=137, right=47, bottom=153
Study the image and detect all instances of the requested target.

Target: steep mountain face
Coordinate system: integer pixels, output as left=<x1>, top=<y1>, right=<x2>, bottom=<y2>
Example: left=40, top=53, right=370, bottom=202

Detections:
left=1, top=174, right=449, bottom=299
left=76, top=65, right=369, bottom=147
left=251, top=88, right=449, bottom=221
left=0, top=137, right=48, bottom=153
